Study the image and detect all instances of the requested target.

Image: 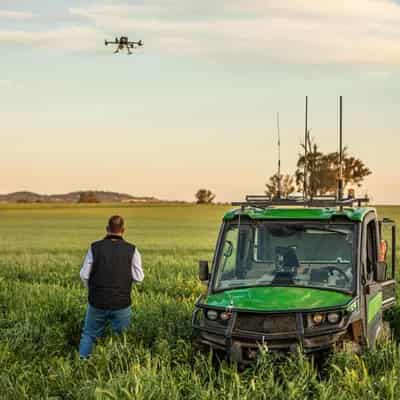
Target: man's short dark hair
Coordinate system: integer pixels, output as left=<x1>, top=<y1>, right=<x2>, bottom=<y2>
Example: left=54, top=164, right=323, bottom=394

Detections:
left=108, top=215, right=124, bottom=233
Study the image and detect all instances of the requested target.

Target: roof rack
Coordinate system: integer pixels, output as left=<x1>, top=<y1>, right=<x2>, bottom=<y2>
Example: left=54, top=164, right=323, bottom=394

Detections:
left=232, top=195, right=369, bottom=209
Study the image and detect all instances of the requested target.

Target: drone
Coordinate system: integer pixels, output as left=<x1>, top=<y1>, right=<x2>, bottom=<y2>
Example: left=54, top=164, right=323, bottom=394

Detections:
left=105, top=36, right=143, bottom=54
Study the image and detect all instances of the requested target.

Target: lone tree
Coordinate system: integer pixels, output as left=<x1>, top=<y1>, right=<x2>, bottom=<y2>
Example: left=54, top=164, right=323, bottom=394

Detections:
left=295, top=141, right=371, bottom=198
left=78, top=191, right=99, bottom=203
left=265, top=173, right=295, bottom=199
left=195, top=189, right=216, bottom=204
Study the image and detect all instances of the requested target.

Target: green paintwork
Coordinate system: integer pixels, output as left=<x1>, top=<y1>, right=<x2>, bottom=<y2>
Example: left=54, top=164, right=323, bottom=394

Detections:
left=223, top=207, right=374, bottom=223
left=204, top=286, right=352, bottom=312
left=368, top=292, right=383, bottom=324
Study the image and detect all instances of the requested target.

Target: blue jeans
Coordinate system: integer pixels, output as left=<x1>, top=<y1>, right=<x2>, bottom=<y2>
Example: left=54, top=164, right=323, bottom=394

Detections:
left=79, top=304, right=132, bottom=358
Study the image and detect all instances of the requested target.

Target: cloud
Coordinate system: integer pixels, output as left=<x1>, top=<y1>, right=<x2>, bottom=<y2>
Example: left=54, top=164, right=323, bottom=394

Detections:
left=0, top=10, right=37, bottom=20
left=0, top=26, right=99, bottom=51
left=3, top=1, right=400, bottom=64
left=67, top=0, right=400, bottom=64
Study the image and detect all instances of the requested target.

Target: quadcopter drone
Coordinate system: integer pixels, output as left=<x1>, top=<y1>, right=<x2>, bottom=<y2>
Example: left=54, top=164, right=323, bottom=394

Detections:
left=105, top=36, right=143, bottom=54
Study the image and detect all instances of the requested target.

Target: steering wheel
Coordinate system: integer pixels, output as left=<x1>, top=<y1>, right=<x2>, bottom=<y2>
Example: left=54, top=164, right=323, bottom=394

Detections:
left=326, top=266, right=350, bottom=283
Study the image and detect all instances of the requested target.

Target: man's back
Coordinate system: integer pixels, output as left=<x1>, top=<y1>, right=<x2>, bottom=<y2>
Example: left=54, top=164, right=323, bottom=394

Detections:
left=89, top=235, right=136, bottom=310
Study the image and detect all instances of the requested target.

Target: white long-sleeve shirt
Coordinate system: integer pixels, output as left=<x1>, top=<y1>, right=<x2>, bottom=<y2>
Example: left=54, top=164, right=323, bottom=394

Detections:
left=79, top=246, right=144, bottom=288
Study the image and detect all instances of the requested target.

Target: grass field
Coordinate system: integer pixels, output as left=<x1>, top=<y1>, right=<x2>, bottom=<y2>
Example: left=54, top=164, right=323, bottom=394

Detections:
left=1, top=203, right=400, bottom=399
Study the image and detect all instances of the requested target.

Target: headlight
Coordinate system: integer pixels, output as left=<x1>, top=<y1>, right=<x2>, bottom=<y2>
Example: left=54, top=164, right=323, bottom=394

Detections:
left=220, top=312, right=232, bottom=321
left=206, top=310, right=218, bottom=321
left=327, top=312, right=341, bottom=324
left=312, top=313, right=325, bottom=326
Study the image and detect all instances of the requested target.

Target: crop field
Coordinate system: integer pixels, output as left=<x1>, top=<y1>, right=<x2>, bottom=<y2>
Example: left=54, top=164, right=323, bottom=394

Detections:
left=2, top=203, right=400, bottom=399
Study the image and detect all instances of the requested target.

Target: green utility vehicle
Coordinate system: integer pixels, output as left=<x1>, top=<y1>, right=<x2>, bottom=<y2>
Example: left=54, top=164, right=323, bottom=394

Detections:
left=192, top=196, right=397, bottom=363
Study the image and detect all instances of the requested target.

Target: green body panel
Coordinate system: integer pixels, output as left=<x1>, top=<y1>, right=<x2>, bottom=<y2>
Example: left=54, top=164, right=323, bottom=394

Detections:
left=204, top=286, right=352, bottom=312
left=368, top=292, right=383, bottom=324
left=223, top=207, right=373, bottom=222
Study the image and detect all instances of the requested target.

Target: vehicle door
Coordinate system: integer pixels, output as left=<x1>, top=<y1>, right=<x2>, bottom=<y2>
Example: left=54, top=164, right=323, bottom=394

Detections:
left=378, top=219, right=397, bottom=310
left=362, top=213, right=382, bottom=346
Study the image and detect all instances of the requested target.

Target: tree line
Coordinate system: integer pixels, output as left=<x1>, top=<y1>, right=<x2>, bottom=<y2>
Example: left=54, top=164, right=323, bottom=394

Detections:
left=265, top=140, right=371, bottom=199
left=79, top=141, right=373, bottom=205
left=195, top=141, right=371, bottom=204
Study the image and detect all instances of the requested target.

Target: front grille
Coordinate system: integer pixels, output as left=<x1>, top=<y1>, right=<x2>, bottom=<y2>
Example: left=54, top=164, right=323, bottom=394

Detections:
left=235, top=313, right=297, bottom=334
left=202, top=319, right=228, bottom=330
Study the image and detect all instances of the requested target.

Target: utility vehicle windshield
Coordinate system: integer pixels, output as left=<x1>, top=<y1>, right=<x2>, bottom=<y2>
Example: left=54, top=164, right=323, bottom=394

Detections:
left=214, top=222, right=354, bottom=292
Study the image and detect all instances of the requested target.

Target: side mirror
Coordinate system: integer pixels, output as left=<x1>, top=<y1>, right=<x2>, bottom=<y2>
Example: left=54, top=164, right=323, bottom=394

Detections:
left=376, top=261, right=387, bottom=282
left=199, top=260, right=210, bottom=282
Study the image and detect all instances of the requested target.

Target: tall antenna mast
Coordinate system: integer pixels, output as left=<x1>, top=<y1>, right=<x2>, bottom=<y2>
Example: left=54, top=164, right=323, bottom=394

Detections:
left=304, top=96, right=308, bottom=200
left=338, top=96, right=344, bottom=203
left=277, top=112, right=281, bottom=199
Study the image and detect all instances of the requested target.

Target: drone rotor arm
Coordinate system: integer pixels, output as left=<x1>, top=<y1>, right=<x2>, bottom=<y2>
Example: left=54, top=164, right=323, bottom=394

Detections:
left=127, top=40, right=143, bottom=47
left=105, top=39, right=120, bottom=46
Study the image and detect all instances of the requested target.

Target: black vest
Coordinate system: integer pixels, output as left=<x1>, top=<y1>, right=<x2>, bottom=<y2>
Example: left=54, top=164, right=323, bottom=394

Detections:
left=88, top=235, right=136, bottom=310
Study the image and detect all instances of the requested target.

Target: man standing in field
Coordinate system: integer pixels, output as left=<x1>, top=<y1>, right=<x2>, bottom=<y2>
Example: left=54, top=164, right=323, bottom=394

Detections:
left=79, top=215, right=144, bottom=358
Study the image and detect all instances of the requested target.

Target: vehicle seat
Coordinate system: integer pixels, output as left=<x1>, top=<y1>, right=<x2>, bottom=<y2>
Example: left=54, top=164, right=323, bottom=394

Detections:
left=283, top=248, right=300, bottom=270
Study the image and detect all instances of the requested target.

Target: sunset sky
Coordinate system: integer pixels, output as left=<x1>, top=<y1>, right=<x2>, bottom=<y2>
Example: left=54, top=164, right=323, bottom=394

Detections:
left=1, top=0, right=400, bottom=203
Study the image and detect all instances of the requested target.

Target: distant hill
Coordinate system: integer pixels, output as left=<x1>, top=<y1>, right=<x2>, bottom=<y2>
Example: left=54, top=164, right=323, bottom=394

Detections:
left=0, top=191, right=160, bottom=203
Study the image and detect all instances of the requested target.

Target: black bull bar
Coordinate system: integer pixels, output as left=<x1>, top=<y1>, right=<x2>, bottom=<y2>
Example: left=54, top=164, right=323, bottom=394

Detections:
left=192, top=308, right=351, bottom=363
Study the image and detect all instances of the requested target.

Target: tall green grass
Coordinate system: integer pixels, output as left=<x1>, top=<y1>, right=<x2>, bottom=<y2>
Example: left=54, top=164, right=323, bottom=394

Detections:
left=1, top=203, right=400, bottom=399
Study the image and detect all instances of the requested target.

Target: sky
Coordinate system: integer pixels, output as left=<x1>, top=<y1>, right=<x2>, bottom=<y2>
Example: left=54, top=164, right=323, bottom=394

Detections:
left=1, top=0, right=400, bottom=203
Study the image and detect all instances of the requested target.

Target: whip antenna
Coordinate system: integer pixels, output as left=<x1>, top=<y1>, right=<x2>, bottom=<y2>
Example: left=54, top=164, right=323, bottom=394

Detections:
left=338, top=96, right=344, bottom=206
left=277, top=112, right=281, bottom=199
left=304, top=96, right=308, bottom=201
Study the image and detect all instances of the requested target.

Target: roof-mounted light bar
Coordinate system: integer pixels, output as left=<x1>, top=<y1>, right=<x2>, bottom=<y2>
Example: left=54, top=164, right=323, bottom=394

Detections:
left=232, top=195, right=369, bottom=209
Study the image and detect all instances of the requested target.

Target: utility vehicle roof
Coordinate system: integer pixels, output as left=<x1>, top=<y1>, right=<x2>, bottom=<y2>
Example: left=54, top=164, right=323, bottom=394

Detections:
left=223, top=206, right=375, bottom=222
